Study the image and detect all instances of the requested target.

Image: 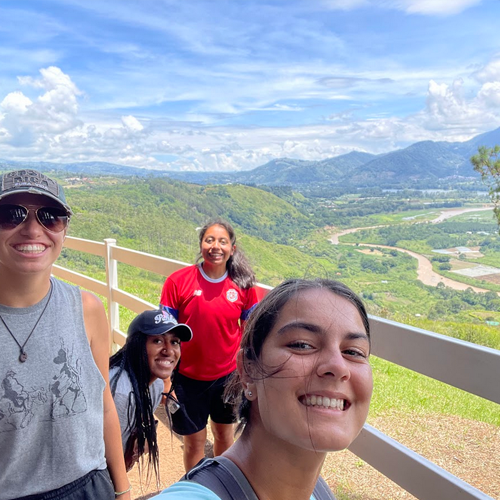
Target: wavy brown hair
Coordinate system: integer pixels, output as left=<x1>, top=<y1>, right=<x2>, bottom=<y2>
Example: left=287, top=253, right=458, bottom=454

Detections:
left=224, top=278, right=370, bottom=432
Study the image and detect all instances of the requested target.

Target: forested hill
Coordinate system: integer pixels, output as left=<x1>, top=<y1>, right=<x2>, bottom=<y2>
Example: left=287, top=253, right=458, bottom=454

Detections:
left=68, top=176, right=313, bottom=246
left=224, top=151, right=378, bottom=185
left=64, top=176, right=328, bottom=284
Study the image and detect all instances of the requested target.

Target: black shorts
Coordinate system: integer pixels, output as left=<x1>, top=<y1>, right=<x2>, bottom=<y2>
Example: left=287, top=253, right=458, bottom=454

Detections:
left=171, top=372, right=236, bottom=436
left=17, top=469, right=114, bottom=500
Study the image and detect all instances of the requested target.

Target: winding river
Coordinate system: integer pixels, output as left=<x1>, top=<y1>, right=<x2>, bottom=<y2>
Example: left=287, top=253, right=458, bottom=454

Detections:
left=329, top=206, right=495, bottom=293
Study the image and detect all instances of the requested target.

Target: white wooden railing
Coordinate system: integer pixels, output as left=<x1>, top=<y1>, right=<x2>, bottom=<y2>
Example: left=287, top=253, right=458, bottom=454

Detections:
left=53, top=236, right=499, bottom=500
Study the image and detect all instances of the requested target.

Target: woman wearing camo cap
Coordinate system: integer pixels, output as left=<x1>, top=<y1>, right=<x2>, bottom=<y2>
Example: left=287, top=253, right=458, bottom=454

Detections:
left=0, top=170, right=130, bottom=499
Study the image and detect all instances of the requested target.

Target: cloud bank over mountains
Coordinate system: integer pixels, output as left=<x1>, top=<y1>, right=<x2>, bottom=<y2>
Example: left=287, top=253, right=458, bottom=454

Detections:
left=1, top=1, right=499, bottom=172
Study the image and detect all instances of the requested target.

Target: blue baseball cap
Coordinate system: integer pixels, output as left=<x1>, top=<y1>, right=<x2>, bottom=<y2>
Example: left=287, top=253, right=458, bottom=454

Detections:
left=128, top=309, right=192, bottom=342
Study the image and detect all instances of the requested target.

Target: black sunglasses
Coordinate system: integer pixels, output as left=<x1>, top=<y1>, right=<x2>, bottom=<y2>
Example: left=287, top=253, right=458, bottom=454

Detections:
left=0, top=204, right=70, bottom=233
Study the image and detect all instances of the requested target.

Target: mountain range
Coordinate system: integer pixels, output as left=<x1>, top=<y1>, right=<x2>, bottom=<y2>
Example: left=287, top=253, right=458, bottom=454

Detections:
left=2, top=127, right=500, bottom=189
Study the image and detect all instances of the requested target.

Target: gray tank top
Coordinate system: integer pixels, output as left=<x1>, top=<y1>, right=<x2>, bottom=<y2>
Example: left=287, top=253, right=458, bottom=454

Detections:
left=0, top=278, right=107, bottom=499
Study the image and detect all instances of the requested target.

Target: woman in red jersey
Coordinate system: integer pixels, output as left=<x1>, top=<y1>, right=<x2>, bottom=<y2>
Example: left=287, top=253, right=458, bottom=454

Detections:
left=160, top=219, right=258, bottom=472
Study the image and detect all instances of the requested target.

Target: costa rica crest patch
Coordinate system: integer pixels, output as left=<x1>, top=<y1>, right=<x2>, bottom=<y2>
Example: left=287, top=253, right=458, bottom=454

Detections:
left=226, top=289, right=238, bottom=302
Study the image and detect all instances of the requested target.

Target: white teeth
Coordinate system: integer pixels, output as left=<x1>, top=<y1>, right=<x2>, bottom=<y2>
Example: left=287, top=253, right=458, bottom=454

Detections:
left=15, top=244, right=46, bottom=253
left=302, top=395, right=345, bottom=410
left=157, top=359, right=173, bottom=365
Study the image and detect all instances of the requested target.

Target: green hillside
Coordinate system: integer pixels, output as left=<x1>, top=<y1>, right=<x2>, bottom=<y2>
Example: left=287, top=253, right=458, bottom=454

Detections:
left=66, top=177, right=314, bottom=257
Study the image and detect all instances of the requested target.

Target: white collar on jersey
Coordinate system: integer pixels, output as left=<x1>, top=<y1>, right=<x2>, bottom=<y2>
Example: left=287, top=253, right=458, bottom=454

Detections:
left=198, top=263, right=229, bottom=283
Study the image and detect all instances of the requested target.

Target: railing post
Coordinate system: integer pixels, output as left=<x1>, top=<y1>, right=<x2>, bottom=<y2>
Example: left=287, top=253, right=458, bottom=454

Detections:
left=104, top=238, right=118, bottom=353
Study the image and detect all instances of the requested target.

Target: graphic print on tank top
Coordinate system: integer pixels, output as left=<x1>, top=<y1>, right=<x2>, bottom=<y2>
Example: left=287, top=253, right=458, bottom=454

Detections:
left=49, top=339, right=88, bottom=419
left=0, top=339, right=87, bottom=432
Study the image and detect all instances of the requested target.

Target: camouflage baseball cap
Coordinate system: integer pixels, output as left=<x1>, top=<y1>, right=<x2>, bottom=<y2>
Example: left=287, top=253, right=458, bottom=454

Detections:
left=0, top=169, right=72, bottom=214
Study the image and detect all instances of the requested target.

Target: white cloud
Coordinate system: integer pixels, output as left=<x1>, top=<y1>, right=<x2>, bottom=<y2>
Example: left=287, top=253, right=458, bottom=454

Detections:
left=1, top=91, right=33, bottom=114
left=122, top=115, right=144, bottom=132
left=477, top=82, right=500, bottom=107
left=424, top=79, right=469, bottom=125
left=473, top=55, right=500, bottom=83
left=0, top=67, right=82, bottom=146
left=408, top=75, right=500, bottom=135
left=321, top=0, right=481, bottom=15
left=1, top=63, right=500, bottom=171
left=398, top=0, right=482, bottom=16
left=255, top=104, right=304, bottom=112
left=17, top=66, right=79, bottom=93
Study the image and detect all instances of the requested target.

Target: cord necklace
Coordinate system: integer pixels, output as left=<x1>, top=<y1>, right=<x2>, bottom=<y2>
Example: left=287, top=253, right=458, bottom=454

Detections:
left=0, top=281, right=54, bottom=363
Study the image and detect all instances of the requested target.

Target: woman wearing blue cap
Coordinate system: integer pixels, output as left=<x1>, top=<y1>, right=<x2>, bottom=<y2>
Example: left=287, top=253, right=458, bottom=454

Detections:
left=110, top=309, right=192, bottom=484
left=0, top=170, right=131, bottom=499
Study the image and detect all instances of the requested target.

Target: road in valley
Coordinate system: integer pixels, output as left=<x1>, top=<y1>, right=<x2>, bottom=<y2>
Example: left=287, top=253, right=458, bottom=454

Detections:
left=329, top=206, right=495, bottom=293
left=356, top=243, right=489, bottom=292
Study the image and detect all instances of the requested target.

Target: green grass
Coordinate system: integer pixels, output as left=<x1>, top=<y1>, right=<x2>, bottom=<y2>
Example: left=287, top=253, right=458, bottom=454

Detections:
left=436, top=268, right=500, bottom=292
left=369, top=357, right=500, bottom=426
left=452, top=210, right=496, bottom=223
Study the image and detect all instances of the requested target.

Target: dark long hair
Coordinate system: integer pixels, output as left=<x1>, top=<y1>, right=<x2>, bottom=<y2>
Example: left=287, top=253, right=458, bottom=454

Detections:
left=224, top=278, right=370, bottom=432
left=109, top=331, right=160, bottom=486
left=196, top=218, right=256, bottom=289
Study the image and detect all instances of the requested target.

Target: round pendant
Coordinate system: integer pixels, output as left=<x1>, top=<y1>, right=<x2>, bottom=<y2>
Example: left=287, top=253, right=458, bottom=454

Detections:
left=19, top=351, right=27, bottom=363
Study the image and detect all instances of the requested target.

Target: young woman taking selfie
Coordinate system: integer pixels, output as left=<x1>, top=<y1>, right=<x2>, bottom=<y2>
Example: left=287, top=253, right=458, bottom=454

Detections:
left=155, top=278, right=373, bottom=500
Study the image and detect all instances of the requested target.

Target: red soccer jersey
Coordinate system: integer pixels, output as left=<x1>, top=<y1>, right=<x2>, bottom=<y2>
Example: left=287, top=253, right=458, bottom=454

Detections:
left=159, top=265, right=259, bottom=381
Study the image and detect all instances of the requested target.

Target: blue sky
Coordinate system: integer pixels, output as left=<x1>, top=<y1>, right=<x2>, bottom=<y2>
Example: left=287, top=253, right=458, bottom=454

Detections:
left=1, top=0, right=500, bottom=171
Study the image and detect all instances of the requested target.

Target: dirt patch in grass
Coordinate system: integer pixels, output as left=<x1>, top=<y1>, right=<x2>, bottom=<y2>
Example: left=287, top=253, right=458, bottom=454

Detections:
left=323, top=412, right=499, bottom=499
left=481, top=273, right=500, bottom=284
left=127, top=408, right=499, bottom=499
left=383, top=292, right=399, bottom=302
left=449, top=259, right=475, bottom=270
left=357, top=249, right=384, bottom=256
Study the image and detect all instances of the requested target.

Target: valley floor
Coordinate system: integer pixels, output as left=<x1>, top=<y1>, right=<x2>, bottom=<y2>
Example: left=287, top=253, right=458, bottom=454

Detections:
left=329, top=205, right=500, bottom=296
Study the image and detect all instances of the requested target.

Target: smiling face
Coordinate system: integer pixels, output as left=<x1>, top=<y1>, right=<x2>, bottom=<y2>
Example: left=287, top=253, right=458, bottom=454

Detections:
left=245, top=288, right=372, bottom=454
left=200, top=224, right=235, bottom=274
left=146, top=332, right=181, bottom=384
left=0, top=193, right=66, bottom=278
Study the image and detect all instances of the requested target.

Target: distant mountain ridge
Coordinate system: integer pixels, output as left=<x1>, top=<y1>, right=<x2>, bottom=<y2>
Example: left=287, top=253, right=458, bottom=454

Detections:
left=0, top=159, right=150, bottom=177
left=2, top=127, right=500, bottom=188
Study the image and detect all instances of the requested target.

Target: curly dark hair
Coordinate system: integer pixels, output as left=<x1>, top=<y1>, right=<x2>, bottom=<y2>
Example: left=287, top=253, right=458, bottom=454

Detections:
left=196, top=218, right=256, bottom=289
left=224, top=278, right=370, bottom=433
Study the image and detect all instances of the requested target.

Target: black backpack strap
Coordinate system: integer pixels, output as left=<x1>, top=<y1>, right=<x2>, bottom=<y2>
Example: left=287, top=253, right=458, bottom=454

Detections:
left=182, top=457, right=258, bottom=500
left=312, top=476, right=337, bottom=500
